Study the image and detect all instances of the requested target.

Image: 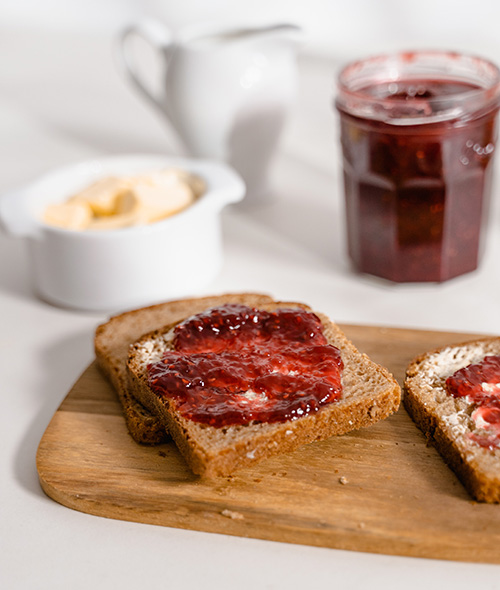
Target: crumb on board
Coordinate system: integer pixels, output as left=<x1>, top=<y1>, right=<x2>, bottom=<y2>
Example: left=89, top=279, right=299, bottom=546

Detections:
left=339, top=476, right=349, bottom=485
left=221, top=509, right=245, bottom=520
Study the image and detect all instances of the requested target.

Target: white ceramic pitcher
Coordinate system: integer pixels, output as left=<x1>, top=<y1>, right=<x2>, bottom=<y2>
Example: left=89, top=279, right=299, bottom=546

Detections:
left=118, top=19, right=302, bottom=202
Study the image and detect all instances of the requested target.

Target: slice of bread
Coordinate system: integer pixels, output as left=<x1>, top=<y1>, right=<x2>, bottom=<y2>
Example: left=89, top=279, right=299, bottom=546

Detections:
left=94, top=293, right=276, bottom=444
left=404, top=338, right=500, bottom=503
left=127, top=301, right=401, bottom=477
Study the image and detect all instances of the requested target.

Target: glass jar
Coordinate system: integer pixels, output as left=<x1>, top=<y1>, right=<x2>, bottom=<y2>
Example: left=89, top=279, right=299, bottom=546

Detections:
left=335, top=51, right=500, bottom=282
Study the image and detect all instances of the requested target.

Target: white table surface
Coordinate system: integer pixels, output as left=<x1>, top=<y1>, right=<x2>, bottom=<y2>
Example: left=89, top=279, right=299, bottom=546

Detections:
left=2, top=26, right=500, bottom=590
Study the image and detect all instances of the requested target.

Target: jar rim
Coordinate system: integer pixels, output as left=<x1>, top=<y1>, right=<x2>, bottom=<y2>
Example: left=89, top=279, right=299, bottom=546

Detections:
left=336, top=50, right=500, bottom=125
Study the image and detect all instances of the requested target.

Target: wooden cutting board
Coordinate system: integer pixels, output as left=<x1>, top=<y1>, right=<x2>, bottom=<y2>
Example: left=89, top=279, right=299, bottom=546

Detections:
left=37, top=324, right=500, bottom=564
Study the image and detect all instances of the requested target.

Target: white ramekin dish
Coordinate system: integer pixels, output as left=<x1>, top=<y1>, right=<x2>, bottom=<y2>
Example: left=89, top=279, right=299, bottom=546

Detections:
left=0, top=154, right=245, bottom=311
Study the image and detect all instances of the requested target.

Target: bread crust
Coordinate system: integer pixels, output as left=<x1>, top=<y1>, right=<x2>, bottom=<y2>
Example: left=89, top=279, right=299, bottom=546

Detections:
left=127, top=302, right=401, bottom=477
left=404, top=338, right=500, bottom=503
left=94, top=293, right=276, bottom=443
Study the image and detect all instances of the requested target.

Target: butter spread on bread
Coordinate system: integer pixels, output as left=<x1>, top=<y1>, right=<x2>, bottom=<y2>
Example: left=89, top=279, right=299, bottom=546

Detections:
left=405, top=338, right=500, bottom=503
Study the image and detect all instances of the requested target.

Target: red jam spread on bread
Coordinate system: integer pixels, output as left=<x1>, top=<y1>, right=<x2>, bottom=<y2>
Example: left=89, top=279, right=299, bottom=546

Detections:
left=147, top=304, right=344, bottom=427
left=446, top=355, right=500, bottom=450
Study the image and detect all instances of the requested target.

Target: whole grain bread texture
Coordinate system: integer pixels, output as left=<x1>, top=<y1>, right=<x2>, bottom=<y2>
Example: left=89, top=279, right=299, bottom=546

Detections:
left=127, top=301, right=401, bottom=477
left=404, top=338, right=500, bottom=503
left=95, top=293, right=276, bottom=444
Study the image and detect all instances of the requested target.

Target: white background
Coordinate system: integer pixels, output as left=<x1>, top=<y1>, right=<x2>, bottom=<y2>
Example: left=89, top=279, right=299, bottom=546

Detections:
left=3, top=0, right=500, bottom=62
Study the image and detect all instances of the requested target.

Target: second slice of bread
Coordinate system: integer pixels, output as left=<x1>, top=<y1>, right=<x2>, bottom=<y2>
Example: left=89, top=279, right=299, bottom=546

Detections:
left=404, top=338, right=500, bottom=503
left=127, top=301, right=401, bottom=477
left=94, top=292, right=276, bottom=444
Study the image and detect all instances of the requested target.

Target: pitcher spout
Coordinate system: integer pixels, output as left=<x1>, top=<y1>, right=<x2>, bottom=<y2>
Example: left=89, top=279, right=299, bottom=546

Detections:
left=235, top=23, right=302, bottom=51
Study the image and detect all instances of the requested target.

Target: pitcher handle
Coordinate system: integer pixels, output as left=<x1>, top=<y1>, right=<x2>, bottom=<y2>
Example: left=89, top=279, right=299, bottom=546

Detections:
left=118, top=18, right=173, bottom=112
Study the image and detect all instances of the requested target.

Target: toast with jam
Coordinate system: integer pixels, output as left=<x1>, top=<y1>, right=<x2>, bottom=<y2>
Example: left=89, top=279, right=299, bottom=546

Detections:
left=405, top=339, right=500, bottom=503
left=126, top=301, right=401, bottom=477
left=94, top=293, right=277, bottom=444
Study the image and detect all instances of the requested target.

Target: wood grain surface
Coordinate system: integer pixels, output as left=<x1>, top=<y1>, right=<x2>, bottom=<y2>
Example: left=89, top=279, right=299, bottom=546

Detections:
left=36, top=324, right=500, bottom=563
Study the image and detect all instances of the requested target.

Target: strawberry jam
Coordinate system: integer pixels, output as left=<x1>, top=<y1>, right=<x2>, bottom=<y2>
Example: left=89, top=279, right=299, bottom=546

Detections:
left=445, top=355, right=500, bottom=450
left=336, top=52, right=500, bottom=282
left=147, top=304, right=344, bottom=427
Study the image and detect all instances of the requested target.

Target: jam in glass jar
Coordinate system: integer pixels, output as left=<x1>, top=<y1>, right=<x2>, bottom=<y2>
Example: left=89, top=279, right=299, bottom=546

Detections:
left=336, top=51, right=500, bottom=282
